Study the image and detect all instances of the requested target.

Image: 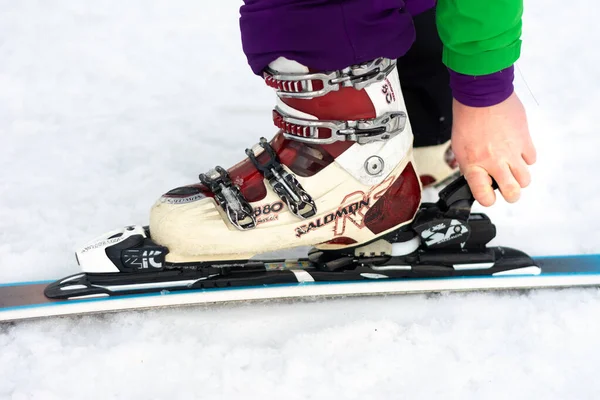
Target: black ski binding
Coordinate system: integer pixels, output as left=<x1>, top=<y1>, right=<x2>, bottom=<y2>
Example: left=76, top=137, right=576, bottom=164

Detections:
left=413, top=176, right=498, bottom=249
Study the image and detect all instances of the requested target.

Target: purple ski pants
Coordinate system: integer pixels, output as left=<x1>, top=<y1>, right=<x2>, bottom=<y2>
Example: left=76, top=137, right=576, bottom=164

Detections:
left=239, top=0, right=433, bottom=75
left=238, top=0, right=513, bottom=107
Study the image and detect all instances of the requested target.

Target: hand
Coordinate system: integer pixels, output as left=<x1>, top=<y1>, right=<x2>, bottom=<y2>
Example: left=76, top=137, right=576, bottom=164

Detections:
left=451, top=92, right=537, bottom=207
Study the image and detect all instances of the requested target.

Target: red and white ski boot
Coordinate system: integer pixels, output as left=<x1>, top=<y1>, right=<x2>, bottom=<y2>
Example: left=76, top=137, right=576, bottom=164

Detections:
left=149, top=57, right=423, bottom=263
left=414, top=140, right=460, bottom=189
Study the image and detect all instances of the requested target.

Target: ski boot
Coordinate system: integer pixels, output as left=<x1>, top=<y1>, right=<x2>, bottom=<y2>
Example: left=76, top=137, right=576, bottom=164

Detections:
left=414, top=140, right=460, bottom=189
left=149, top=56, right=421, bottom=263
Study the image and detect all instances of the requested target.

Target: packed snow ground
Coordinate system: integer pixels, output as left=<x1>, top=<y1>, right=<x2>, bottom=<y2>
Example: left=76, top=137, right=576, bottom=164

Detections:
left=0, top=0, right=599, bottom=398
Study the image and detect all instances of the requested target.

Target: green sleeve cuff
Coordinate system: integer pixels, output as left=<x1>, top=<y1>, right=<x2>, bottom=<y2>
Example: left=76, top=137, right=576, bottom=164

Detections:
left=442, top=38, right=521, bottom=76
left=436, top=0, right=523, bottom=76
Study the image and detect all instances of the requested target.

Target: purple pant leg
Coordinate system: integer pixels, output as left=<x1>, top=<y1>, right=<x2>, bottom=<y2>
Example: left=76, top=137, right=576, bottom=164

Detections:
left=239, top=0, right=416, bottom=75
left=404, top=0, right=436, bottom=16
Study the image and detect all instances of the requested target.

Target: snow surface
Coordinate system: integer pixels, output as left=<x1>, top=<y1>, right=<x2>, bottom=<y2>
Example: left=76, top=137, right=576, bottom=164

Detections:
left=0, top=0, right=599, bottom=398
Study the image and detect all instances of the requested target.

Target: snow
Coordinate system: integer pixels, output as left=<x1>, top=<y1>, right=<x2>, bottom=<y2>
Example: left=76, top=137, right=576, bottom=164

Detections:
left=0, top=0, right=598, bottom=398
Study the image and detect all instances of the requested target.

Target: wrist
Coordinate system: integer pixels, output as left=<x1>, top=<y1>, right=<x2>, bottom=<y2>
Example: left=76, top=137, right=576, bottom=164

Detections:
left=449, top=66, right=515, bottom=108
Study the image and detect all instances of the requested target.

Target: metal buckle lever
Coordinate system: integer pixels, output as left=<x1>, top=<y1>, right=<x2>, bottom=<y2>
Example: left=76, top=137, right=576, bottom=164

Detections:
left=198, top=166, right=256, bottom=231
left=264, top=58, right=397, bottom=98
left=245, top=138, right=317, bottom=219
left=275, top=108, right=407, bottom=145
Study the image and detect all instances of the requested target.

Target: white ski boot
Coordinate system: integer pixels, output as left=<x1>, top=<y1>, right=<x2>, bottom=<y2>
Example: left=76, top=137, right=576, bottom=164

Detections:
left=149, top=57, right=422, bottom=263
left=414, top=140, right=460, bottom=189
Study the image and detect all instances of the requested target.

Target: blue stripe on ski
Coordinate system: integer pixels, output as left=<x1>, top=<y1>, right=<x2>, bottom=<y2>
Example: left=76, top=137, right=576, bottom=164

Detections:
left=534, top=254, right=600, bottom=273
left=534, top=253, right=600, bottom=261
left=0, top=280, right=54, bottom=288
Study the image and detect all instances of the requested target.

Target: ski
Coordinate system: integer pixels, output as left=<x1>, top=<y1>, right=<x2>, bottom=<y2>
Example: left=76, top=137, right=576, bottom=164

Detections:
left=1, top=254, right=599, bottom=323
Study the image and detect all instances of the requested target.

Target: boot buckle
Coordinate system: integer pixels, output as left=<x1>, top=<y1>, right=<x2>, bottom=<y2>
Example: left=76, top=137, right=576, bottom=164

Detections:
left=245, top=138, right=317, bottom=219
left=274, top=108, right=407, bottom=145
left=199, top=166, right=257, bottom=231
left=264, top=58, right=397, bottom=99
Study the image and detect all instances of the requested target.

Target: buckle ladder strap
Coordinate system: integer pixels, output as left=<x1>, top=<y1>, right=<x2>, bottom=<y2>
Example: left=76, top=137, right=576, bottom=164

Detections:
left=199, top=139, right=318, bottom=229
left=199, top=166, right=257, bottom=231
left=245, top=138, right=317, bottom=219
left=263, top=58, right=397, bottom=99
left=273, top=107, right=408, bottom=145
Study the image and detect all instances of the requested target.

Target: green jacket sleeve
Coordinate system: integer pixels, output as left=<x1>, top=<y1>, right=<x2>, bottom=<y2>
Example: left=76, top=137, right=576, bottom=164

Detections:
left=436, top=0, right=523, bottom=76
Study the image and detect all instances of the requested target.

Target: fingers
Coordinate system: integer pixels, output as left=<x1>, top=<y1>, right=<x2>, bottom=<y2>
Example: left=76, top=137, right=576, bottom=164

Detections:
left=510, top=158, right=531, bottom=189
left=463, top=166, right=496, bottom=207
left=489, top=163, right=521, bottom=203
left=522, top=137, right=537, bottom=166
left=464, top=157, right=531, bottom=207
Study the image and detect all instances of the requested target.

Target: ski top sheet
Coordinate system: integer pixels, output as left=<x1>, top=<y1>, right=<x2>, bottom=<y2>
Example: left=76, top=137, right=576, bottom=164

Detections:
left=1, top=254, right=599, bottom=323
